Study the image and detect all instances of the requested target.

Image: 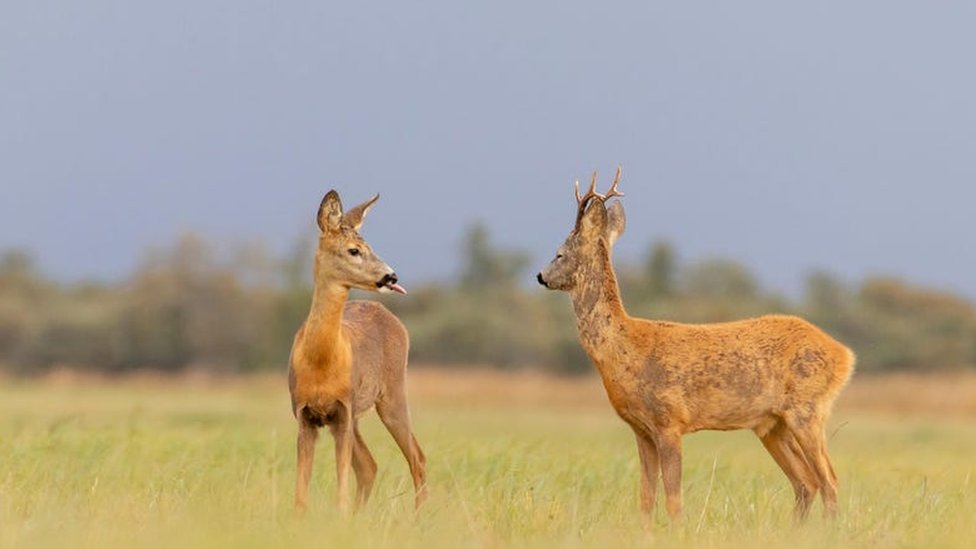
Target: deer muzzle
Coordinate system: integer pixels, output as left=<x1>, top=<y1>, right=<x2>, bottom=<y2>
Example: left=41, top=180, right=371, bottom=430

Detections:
left=377, top=272, right=407, bottom=295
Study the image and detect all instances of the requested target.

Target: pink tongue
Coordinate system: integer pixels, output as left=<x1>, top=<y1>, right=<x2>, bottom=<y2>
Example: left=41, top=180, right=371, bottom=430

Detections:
left=390, top=283, right=407, bottom=295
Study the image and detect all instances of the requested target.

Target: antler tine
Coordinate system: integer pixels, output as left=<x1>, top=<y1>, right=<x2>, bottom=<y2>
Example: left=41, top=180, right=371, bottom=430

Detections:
left=604, top=166, right=624, bottom=200
left=573, top=168, right=624, bottom=226
left=575, top=172, right=602, bottom=206
left=574, top=170, right=607, bottom=226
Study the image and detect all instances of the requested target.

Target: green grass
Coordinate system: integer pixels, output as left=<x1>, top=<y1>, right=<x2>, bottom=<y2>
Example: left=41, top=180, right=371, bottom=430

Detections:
left=1, top=374, right=974, bottom=548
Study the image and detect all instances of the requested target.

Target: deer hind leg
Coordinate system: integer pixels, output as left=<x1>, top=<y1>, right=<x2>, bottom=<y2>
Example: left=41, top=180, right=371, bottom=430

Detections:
left=818, top=433, right=840, bottom=514
left=351, top=423, right=378, bottom=509
left=786, top=414, right=838, bottom=518
left=822, top=444, right=839, bottom=487
left=655, top=432, right=683, bottom=521
left=327, top=403, right=355, bottom=514
left=758, top=422, right=819, bottom=521
left=376, top=395, right=428, bottom=509
left=294, top=415, right=320, bottom=515
left=634, top=432, right=660, bottom=530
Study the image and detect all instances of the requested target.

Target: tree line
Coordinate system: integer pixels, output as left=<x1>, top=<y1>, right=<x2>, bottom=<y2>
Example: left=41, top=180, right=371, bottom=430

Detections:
left=1, top=226, right=974, bottom=375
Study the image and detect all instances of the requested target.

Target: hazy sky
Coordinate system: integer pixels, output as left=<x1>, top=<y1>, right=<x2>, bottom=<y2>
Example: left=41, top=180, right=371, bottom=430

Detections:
left=2, top=2, right=974, bottom=298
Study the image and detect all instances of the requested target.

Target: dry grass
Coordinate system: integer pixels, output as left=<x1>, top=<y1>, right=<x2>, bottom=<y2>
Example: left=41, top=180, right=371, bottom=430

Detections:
left=407, top=367, right=976, bottom=418
left=23, top=365, right=976, bottom=419
left=837, top=371, right=976, bottom=417
left=1, top=367, right=974, bottom=548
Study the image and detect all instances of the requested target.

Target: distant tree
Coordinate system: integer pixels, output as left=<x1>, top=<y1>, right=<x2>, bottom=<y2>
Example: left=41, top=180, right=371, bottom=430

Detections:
left=0, top=249, right=46, bottom=302
left=0, top=251, right=45, bottom=371
left=804, top=271, right=848, bottom=313
left=644, top=240, right=677, bottom=298
left=270, top=236, right=314, bottom=368
left=116, top=233, right=277, bottom=371
left=683, top=258, right=758, bottom=299
left=396, top=223, right=560, bottom=370
left=0, top=250, right=36, bottom=281
left=279, top=236, right=313, bottom=292
left=4, top=228, right=976, bottom=376
left=852, top=277, right=976, bottom=371
left=459, top=222, right=530, bottom=290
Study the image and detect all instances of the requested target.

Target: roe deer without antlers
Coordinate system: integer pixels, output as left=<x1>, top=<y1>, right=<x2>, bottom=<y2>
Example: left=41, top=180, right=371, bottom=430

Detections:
left=536, top=169, right=854, bottom=525
left=289, top=190, right=426, bottom=514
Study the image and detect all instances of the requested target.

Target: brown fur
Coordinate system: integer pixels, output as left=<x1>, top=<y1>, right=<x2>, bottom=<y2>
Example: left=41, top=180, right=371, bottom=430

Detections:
left=538, top=172, right=854, bottom=524
left=289, top=190, right=427, bottom=514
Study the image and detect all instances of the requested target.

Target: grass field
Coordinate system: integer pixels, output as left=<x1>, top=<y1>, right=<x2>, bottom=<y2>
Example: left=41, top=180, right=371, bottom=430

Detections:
left=1, top=369, right=974, bottom=548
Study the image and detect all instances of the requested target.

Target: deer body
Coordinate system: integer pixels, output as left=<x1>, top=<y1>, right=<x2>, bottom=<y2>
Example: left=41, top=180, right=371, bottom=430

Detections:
left=289, top=190, right=426, bottom=514
left=538, top=170, right=854, bottom=524
left=289, top=301, right=404, bottom=420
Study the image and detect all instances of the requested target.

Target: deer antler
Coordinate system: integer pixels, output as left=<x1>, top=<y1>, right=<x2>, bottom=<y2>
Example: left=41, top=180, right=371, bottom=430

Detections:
left=575, top=168, right=624, bottom=226
left=575, top=171, right=601, bottom=206
left=575, top=171, right=605, bottom=226
left=604, top=166, right=624, bottom=200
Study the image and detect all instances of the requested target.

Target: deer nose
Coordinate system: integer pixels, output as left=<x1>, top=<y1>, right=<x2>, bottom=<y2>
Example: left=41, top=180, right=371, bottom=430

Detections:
left=379, top=272, right=397, bottom=286
left=536, top=272, right=547, bottom=287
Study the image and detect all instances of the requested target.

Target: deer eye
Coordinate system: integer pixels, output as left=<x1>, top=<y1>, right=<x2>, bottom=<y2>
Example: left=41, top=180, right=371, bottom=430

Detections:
left=556, top=253, right=564, bottom=260
left=348, top=248, right=361, bottom=257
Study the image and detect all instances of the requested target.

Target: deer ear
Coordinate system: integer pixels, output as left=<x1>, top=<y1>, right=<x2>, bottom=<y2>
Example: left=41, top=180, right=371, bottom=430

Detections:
left=606, top=201, right=626, bottom=246
left=341, top=193, right=379, bottom=231
left=579, top=200, right=608, bottom=237
left=317, top=190, right=343, bottom=233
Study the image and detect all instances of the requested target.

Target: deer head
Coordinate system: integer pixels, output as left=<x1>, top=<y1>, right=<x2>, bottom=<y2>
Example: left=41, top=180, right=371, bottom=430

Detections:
left=315, top=190, right=406, bottom=294
left=537, top=167, right=626, bottom=291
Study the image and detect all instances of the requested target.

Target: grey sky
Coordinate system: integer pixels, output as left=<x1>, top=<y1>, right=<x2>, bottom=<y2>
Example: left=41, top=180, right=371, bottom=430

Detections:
left=2, top=2, right=974, bottom=298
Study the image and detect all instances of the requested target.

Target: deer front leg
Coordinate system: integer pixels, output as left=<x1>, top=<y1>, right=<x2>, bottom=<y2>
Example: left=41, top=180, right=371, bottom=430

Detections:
left=295, top=416, right=319, bottom=515
left=329, top=403, right=355, bottom=514
left=635, top=432, right=660, bottom=529
left=656, top=432, right=683, bottom=521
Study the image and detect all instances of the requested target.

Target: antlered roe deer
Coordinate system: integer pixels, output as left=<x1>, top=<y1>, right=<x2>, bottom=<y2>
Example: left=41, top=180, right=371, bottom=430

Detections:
left=537, top=169, right=854, bottom=525
left=289, top=190, right=426, bottom=514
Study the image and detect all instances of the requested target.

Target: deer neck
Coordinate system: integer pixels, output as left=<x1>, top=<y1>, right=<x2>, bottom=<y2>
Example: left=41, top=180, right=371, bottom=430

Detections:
left=302, top=276, right=350, bottom=366
left=569, top=240, right=628, bottom=365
